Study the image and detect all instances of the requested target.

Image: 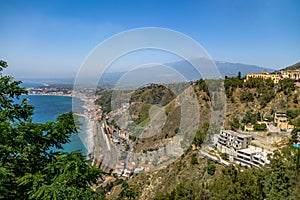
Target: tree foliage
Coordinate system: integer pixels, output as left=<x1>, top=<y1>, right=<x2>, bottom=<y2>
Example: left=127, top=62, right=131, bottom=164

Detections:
left=242, top=111, right=259, bottom=125
left=209, top=147, right=300, bottom=200
left=0, top=61, right=104, bottom=199
left=207, top=162, right=216, bottom=175
left=191, top=153, right=199, bottom=165
left=278, top=78, right=296, bottom=95
left=254, top=123, right=267, bottom=131
left=230, top=117, right=240, bottom=131
left=239, top=90, right=254, bottom=103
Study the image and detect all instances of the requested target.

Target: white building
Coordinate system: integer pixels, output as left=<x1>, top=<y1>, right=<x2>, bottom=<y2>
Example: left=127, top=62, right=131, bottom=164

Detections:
left=235, top=146, right=271, bottom=167
left=217, top=130, right=272, bottom=167
left=217, top=130, right=253, bottom=150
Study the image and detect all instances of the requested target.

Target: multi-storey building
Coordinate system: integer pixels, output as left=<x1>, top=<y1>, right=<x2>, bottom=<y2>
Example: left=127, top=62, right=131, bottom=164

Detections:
left=235, top=147, right=271, bottom=167
left=281, top=69, right=300, bottom=81
left=274, top=111, right=294, bottom=131
left=244, top=69, right=281, bottom=84
left=218, top=130, right=253, bottom=150
left=244, top=69, right=300, bottom=84
left=217, top=130, right=271, bottom=167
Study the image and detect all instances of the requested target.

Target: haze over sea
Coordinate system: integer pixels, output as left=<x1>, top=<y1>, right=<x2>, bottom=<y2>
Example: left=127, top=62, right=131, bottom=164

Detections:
left=17, top=82, right=88, bottom=155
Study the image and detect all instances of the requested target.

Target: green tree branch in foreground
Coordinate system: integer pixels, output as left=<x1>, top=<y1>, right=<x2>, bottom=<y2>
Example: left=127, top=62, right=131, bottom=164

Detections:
left=0, top=61, right=104, bottom=199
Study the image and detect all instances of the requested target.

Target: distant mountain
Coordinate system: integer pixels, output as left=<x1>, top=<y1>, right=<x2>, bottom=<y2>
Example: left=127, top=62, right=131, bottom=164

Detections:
left=22, top=60, right=275, bottom=88
left=98, top=59, right=275, bottom=86
left=163, top=59, right=274, bottom=79
left=215, top=61, right=274, bottom=78
left=282, top=62, right=300, bottom=70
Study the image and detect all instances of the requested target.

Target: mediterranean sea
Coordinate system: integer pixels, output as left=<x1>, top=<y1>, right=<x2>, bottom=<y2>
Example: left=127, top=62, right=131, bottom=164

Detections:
left=17, top=95, right=88, bottom=155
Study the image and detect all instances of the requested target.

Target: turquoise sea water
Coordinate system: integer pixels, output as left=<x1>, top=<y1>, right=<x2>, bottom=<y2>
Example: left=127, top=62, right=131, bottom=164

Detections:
left=17, top=95, right=88, bottom=155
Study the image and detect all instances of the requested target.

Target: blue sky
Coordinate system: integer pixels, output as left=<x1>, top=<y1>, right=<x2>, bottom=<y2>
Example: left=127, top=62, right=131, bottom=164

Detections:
left=1, top=0, right=300, bottom=78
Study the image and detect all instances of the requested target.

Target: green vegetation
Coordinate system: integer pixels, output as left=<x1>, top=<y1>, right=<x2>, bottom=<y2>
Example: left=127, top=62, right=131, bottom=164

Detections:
left=129, top=103, right=152, bottom=126
left=248, top=78, right=275, bottom=108
left=155, top=181, right=206, bottom=200
left=230, top=117, right=240, bottom=131
left=291, top=119, right=300, bottom=127
left=242, top=111, right=259, bottom=125
left=0, top=61, right=104, bottom=199
left=152, top=145, right=300, bottom=200
left=127, top=84, right=178, bottom=128
left=191, top=153, right=199, bottom=165
left=224, top=75, right=297, bottom=108
left=207, top=162, right=216, bottom=175
left=129, top=135, right=137, bottom=141
left=287, top=109, right=300, bottom=120
left=278, top=78, right=296, bottom=95
left=95, top=89, right=112, bottom=113
left=221, top=153, right=229, bottom=160
left=118, top=182, right=139, bottom=200
left=254, top=123, right=267, bottom=131
left=193, top=123, right=209, bottom=147
left=239, top=90, right=254, bottom=102
left=224, top=77, right=242, bottom=98
left=130, top=84, right=176, bottom=106
left=194, top=79, right=210, bottom=97
left=293, top=94, right=299, bottom=104
left=109, top=71, right=300, bottom=199
left=264, top=116, right=274, bottom=122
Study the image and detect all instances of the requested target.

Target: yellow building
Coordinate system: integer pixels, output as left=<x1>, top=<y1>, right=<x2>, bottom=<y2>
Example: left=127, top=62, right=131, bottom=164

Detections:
left=244, top=69, right=300, bottom=84
left=274, top=111, right=294, bottom=131
left=281, top=70, right=300, bottom=81
left=244, top=69, right=281, bottom=84
left=244, top=124, right=254, bottom=131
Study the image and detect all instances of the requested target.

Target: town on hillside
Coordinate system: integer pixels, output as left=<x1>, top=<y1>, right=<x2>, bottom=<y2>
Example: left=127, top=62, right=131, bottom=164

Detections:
left=26, top=67, right=300, bottom=193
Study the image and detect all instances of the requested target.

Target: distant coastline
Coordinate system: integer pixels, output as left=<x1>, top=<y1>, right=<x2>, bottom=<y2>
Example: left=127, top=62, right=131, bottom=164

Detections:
left=26, top=88, right=100, bottom=157
left=26, top=93, right=72, bottom=97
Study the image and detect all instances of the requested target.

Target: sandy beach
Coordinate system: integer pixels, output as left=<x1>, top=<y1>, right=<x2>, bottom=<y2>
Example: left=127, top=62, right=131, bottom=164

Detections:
left=75, top=94, right=99, bottom=157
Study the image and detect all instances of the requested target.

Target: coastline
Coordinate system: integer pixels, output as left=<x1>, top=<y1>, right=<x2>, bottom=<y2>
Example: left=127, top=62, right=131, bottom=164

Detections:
left=27, top=93, right=96, bottom=157
left=26, top=93, right=72, bottom=97
left=70, top=93, right=98, bottom=158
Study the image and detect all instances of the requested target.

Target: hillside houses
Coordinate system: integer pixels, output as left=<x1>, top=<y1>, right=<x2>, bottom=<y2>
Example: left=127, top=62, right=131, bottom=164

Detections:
left=274, top=111, right=294, bottom=131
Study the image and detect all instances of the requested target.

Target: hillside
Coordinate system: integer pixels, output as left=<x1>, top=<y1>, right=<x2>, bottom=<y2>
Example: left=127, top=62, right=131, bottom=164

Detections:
left=96, top=82, right=211, bottom=153
left=96, top=77, right=300, bottom=199
left=223, top=78, right=300, bottom=129
left=283, top=61, right=300, bottom=70
left=108, top=150, right=223, bottom=200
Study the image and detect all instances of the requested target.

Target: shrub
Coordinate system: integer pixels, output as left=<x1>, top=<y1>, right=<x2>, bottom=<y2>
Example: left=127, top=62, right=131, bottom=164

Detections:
left=240, top=90, right=254, bottom=102
left=191, top=153, right=199, bottom=165
left=207, top=163, right=216, bottom=175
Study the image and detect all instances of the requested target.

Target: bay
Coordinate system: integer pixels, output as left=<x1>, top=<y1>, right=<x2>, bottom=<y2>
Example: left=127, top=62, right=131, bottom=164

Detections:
left=17, top=95, right=88, bottom=155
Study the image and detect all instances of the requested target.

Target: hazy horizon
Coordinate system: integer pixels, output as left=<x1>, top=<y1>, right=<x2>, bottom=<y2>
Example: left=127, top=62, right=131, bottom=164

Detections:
left=1, top=0, right=300, bottom=79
